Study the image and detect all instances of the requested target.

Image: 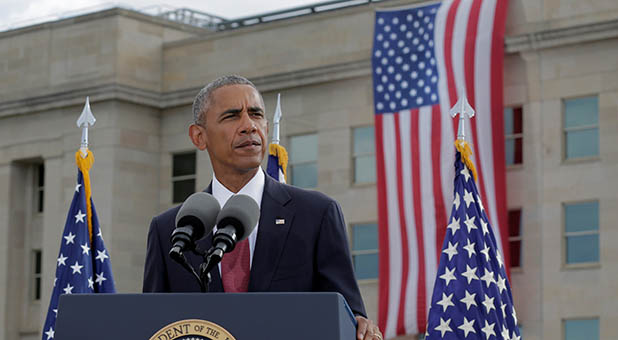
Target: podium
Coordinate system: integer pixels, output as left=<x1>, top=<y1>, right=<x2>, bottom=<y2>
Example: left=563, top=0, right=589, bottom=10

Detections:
left=55, top=293, right=357, bottom=340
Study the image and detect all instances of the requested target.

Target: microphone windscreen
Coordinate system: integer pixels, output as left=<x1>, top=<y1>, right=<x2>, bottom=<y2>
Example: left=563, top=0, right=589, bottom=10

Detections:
left=175, top=192, right=221, bottom=241
left=216, top=194, right=260, bottom=242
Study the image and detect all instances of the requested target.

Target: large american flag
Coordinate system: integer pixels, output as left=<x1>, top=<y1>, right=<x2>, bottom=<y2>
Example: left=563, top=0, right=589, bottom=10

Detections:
left=42, top=151, right=115, bottom=340
left=425, top=144, right=520, bottom=340
left=372, top=0, right=509, bottom=337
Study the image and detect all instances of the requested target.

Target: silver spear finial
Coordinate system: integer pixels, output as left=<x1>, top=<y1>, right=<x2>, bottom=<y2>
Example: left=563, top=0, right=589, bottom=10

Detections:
left=76, top=97, right=96, bottom=158
left=449, top=93, right=475, bottom=144
left=272, top=93, right=282, bottom=145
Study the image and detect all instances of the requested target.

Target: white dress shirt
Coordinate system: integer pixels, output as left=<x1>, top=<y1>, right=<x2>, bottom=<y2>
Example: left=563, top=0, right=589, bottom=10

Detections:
left=212, top=168, right=265, bottom=270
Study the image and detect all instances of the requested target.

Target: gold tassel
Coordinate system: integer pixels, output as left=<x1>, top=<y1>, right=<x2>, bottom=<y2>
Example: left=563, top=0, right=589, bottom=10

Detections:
left=269, top=144, right=288, bottom=182
left=454, top=140, right=478, bottom=182
left=75, top=150, right=95, bottom=243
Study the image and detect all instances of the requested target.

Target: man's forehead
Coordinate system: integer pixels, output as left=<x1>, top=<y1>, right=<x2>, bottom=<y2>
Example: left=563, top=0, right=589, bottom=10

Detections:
left=212, top=84, right=263, bottom=105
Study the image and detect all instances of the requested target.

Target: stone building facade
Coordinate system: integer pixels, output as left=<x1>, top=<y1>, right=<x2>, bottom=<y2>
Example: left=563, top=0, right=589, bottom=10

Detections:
left=0, top=0, right=616, bottom=339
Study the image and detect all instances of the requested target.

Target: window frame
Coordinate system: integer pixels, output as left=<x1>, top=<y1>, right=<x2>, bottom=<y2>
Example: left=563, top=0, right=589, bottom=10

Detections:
left=562, top=200, right=601, bottom=269
left=288, top=133, right=318, bottom=189
left=349, top=222, right=379, bottom=283
left=171, top=151, right=197, bottom=204
left=504, top=106, right=524, bottom=168
left=507, top=208, right=523, bottom=271
left=562, top=95, right=600, bottom=163
left=31, top=249, right=42, bottom=302
left=351, top=126, right=376, bottom=186
left=563, top=317, right=600, bottom=340
left=35, top=163, right=44, bottom=213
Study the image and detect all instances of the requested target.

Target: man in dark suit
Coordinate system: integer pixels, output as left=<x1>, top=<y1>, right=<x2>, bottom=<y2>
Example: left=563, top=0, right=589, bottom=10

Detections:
left=143, top=75, right=383, bottom=340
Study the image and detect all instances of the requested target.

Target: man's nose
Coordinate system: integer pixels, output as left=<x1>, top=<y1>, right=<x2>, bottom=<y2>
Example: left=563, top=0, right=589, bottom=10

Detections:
left=239, top=112, right=257, bottom=134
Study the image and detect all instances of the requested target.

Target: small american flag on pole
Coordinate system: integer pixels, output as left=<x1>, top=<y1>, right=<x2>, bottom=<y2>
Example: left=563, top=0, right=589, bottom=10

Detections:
left=372, top=0, right=509, bottom=337
left=41, top=151, right=115, bottom=340
left=425, top=141, right=520, bottom=340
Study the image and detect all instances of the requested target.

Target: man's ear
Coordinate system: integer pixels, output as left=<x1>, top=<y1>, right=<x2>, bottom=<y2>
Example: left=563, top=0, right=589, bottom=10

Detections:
left=189, top=124, right=208, bottom=151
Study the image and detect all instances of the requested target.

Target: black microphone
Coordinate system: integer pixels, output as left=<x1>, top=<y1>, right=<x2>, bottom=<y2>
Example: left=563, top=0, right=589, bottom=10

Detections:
left=169, top=192, right=220, bottom=263
left=208, top=194, right=260, bottom=265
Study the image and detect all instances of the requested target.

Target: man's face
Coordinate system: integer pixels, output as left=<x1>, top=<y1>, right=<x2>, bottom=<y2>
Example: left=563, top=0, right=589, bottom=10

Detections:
left=200, top=84, right=268, bottom=175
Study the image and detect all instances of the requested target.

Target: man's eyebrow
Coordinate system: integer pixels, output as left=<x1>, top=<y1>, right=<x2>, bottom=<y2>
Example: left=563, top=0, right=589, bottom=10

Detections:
left=218, top=108, right=242, bottom=117
left=247, top=106, right=264, bottom=112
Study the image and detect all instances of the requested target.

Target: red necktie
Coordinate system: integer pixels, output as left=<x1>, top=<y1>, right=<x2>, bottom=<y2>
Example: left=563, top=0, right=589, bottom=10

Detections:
left=221, top=238, right=250, bottom=292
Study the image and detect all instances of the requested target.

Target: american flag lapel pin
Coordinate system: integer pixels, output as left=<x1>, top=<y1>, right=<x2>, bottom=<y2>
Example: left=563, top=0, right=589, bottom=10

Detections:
left=275, top=218, right=285, bottom=225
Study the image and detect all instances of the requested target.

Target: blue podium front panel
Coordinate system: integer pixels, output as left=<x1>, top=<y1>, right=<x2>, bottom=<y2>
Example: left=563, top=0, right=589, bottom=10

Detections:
left=55, top=293, right=357, bottom=340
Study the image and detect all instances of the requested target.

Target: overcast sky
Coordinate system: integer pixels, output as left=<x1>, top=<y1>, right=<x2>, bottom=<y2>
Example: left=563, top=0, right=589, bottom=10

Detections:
left=1, top=0, right=325, bottom=30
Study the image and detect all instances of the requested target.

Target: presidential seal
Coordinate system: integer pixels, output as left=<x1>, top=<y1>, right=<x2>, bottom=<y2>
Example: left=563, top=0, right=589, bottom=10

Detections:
left=149, top=319, right=236, bottom=340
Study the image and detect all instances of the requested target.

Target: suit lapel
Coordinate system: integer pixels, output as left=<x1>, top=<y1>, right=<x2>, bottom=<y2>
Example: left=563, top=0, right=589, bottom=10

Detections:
left=249, top=175, right=294, bottom=292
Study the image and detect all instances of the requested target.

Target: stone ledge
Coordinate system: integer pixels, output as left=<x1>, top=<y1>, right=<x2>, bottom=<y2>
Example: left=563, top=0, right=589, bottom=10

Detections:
left=0, top=7, right=208, bottom=39
left=506, top=18, right=618, bottom=53
left=0, top=59, right=371, bottom=117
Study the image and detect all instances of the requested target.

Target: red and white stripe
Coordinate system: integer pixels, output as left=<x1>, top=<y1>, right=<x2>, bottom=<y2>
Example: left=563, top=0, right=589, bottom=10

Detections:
left=376, top=0, right=509, bottom=337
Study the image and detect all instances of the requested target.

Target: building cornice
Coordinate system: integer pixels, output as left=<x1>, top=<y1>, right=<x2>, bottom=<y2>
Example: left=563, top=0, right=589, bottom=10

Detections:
left=0, top=59, right=371, bottom=117
left=0, top=7, right=208, bottom=39
left=2, top=16, right=617, bottom=117
left=505, top=18, right=618, bottom=53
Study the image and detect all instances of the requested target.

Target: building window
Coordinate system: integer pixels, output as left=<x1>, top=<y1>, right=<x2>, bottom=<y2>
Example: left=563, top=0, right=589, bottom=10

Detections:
left=172, top=152, right=196, bottom=203
left=36, top=163, right=44, bottom=213
left=564, top=96, right=599, bottom=160
left=564, top=201, right=599, bottom=265
left=32, top=250, right=42, bottom=301
left=504, top=106, right=523, bottom=165
left=289, top=134, right=318, bottom=188
left=508, top=209, right=522, bottom=268
left=564, top=318, right=599, bottom=340
left=353, top=126, right=376, bottom=184
left=351, top=223, right=379, bottom=280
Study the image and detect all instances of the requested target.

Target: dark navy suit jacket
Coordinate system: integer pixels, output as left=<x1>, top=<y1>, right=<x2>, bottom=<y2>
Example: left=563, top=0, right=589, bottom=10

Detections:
left=142, top=173, right=367, bottom=317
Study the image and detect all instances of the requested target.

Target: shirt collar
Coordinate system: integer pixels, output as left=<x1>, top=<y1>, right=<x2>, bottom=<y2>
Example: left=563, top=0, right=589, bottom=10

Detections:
left=212, top=167, right=265, bottom=210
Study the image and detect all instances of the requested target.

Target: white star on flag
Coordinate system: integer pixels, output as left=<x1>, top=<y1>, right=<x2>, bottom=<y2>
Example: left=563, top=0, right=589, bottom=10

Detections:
left=45, top=327, right=55, bottom=340
left=501, top=325, right=512, bottom=340
left=74, top=210, right=86, bottom=224
left=460, top=167, right=471, bottom=182
left=461, top=265, right=479, bottom=284
left=482, top=294, right=495, bottom=313
left=81, top=243, right=90, bottom=255
left=436, top=293, right=454, bottom=312
left=453, top=192, right=460, bottom=210
left=95, top=272, right=107, bottom=285
left=442, top=242, right=458, bottom=261
left=64, top=232, right=76, bottom=245
left=480, top=243, right=491, bottom=262
left=88, top=277, right=94, bottom=289
left=63, top=283, right=74, bottom=295
left=70, top=261, right=83, bottom=274
left=460, top=290, right=477, bottom=310
left=458, top=317, right=476, bottom=337
left=96, top=249, right=109, bottom=263
left=480, top=218, right=489, bottom=235
left=75, top=183, right=81, bottom=192
left=434, top=318, right=452, bottom=337
left=439, top=266, right=456, bottom=286
left=481, top=269, right=495, bottom=288
left=57, top=254, right=67, bottom=267
left=463, top=189, right=474, bottom=207
left=481, top=320, right=496, bottom=340
left=447, top=217, right=460, bottom=234
left=463, top=239, right=476, bottom=258
left=464, top=215, right=477, bottom=233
